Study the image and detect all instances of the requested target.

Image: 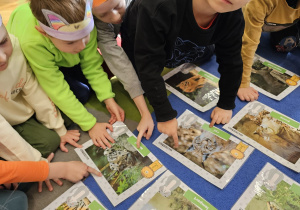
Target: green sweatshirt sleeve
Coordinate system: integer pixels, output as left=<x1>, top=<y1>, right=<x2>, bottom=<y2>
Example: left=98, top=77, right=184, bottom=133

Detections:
left=79, top=28, right=115, bottom=102
left=21, top=40, right=97, bottom=131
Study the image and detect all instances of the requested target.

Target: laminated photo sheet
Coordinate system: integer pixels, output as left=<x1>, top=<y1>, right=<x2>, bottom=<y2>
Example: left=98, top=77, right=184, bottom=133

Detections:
left=223, top=101, right=300, bottom=172
left=129, top=170, right=217, bottom=210
left=249, top=54, right=300, bottom=100
left=232, top=163, right=300, bottom=210
left=163, top=63, right=220, bottom=112
left=44, top=181, right=106, bottom=210
left=153, top=109, right=254, bottom=189
left=75, top=121, right=166, bottom=206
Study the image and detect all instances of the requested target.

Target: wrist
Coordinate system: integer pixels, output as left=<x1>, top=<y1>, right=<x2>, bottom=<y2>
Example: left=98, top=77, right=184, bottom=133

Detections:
left=48, top=162, right=66, bottom=180
left=104, top=97, right=114, bottom=105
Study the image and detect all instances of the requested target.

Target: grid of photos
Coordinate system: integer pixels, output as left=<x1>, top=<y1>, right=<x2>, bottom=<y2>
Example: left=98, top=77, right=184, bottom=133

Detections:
left=163, top=63, right=220, bottom=112
left=249, top=54, right=300, bottom=100
left=153, top=109, right=254, bottom=189
left=224, top=101, right=300, bottom=172
left=232, top=163, right=300, bottom=210
left=75, top=122, right=166, bottom=206
left=129, top=170, right=217, bottom=210
left=44, top=182, right=106, bottom=210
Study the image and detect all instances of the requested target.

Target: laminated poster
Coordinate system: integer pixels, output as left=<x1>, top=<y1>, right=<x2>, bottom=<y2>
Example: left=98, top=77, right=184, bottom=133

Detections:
left=44, top=181, right=106, bottom=210
left=224, top=101, right=300, bottom=172
left=75, top=121, right=166, bottom=206
left=232, top=163, right=300, bottom=210
left=249, top=54, right=300, bottom=100
left=163, top=63, right=220, bottom=112
left=153, top=109, right=254, bottom=189
left=129, top=170, right=217, bottom=210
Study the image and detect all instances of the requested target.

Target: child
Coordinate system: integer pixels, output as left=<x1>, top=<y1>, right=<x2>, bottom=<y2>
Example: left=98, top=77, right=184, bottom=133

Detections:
left=92, top=0, right=154, bottom=148
left=238, top=0, right=300, bottom=102
left=7, top=0, right=125, bottom=149
left=0, top=14, right=81, bottom=159
left=0, top=153, right=101, bottom=210
left=121, top=0, right=250, bottom=147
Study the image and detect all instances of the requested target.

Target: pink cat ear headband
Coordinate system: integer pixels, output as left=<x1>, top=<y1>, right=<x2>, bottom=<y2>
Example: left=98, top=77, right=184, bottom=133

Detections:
left=38, top=0, right=94, bottom=41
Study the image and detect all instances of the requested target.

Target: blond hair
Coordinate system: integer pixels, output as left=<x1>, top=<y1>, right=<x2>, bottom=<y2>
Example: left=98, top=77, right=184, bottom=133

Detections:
left=30, top=0, right=86, bottom=26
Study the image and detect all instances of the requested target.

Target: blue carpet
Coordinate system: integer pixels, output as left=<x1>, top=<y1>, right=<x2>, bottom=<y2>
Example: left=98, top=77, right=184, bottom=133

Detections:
left=84, top=32, right=300, bottom=210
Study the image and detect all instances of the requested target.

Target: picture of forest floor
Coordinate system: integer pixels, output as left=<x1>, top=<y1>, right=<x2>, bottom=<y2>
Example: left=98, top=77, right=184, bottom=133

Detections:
left=85, top=133, right=152, bottom=195
left=245, top=180, right=300, bottom=210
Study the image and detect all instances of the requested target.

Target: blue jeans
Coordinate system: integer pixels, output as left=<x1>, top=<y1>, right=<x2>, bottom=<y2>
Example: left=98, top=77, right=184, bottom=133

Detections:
left=0, top=190, right=28, bottom=210
left=60, top=64, right=92, bottom=104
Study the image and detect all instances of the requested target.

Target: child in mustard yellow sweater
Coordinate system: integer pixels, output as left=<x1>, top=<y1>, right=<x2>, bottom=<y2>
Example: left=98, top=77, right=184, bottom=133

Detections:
left=238, top=0, right=299, bottom=101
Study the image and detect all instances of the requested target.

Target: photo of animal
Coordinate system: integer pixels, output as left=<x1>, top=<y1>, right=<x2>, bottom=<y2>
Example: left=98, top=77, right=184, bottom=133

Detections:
left=251, top=59, right=291, bottom=96
left=163, top=122, right=237, bottom=178
left=166, top=69, right=219, bottom=107
left=233, top=110, right=300, bottom=164
left=85, top=133, right=152, bottom=195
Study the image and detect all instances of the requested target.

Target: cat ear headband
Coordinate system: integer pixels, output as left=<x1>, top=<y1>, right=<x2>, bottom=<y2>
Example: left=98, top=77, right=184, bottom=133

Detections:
left=38, top=0, right=94, bottom=41
left=0, top=14, right=2, bottom=27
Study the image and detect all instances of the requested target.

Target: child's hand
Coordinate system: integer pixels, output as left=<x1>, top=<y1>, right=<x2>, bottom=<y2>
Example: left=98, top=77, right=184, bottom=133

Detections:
left=209, top=107, right=232, bottom=127
left=48, top=161, right=101, bottom=183
left=136, top=112, right=154, bottom=148
left=38, top=153, right=63, bottom=192
left=88, top=122, right=115, bottom=149
left=157, top=118, right=179, bottom=148
left=104, top=98, right=125, bottom=124
left=237, top=87, right=259, bottom=101
left=60, top=130, right=82, bottom=152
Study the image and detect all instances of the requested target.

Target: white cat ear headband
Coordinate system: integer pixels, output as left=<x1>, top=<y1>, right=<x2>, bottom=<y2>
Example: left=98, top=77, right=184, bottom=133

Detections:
left=38, top=0, right=94, bottom=41
left=0, top=14, right=2, bottom=27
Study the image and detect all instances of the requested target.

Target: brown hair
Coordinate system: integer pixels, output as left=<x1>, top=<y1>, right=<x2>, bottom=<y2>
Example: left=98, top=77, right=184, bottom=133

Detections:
left=30, top=0, right=86, bottom=26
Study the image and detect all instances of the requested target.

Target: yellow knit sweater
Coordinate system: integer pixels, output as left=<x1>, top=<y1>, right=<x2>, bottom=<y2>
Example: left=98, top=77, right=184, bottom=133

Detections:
left=241, top=0, right=300, bottom=88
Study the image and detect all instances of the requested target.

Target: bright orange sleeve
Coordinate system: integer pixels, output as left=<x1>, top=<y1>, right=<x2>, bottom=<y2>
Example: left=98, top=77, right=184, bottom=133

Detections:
left=0, top=160, right=49, bottom=184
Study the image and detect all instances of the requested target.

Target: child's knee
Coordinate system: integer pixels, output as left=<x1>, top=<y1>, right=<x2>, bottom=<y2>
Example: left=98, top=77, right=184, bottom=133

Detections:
left=39, top=132, right=60, bottom=157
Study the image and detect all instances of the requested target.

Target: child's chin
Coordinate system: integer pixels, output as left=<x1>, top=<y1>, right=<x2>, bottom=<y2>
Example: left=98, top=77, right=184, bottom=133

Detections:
left=0, top=62, right=8, bottom=71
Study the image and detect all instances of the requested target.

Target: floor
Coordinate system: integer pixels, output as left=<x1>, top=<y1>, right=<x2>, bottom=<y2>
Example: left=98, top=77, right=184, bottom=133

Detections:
left=1, top=0, right=27, bottom=25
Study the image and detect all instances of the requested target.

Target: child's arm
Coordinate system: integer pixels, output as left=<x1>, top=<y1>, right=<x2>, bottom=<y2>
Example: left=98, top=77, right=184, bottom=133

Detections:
left=38, top=153, right=101, bottom=192
left=0, top=115, right=43, bottom=161
left=238, top=0, right=271, bottom=101
left=122, top=1, right=180, bottom=146
left=212, top=10, right=245, bottom=126
left=96, top=19, right=154, bottom=147
left=0, top=156, right=101, bottom=190
left=0, top=160, right=48, bottom=184
left=95, top=19, right=144, bottom=100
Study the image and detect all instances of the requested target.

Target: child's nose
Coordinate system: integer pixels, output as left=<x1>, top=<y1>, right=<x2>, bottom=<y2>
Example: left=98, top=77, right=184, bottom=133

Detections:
left=0, top=51, right=7, bottom=62
left=77, top=39, right=86, bottom=51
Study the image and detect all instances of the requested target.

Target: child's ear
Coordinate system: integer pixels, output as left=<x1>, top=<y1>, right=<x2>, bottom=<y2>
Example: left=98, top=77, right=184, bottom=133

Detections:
left=35, top=25, right=48, bottom=37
